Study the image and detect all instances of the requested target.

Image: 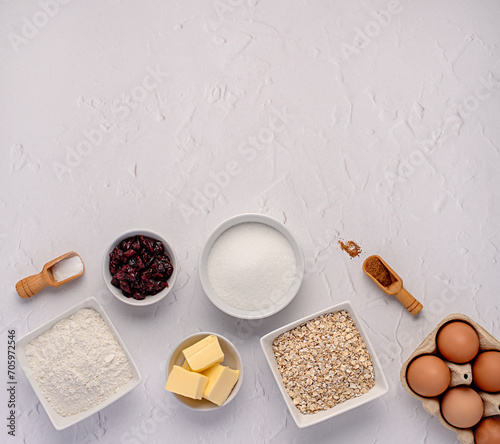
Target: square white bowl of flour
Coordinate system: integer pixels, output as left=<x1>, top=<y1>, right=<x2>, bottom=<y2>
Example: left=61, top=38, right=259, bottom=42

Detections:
left=17, top=297, right=142, bottom=430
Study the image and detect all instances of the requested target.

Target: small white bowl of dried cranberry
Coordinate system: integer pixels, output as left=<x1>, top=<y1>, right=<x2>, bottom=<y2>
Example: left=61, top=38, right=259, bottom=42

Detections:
left=102, top=229, right=178, bottom=306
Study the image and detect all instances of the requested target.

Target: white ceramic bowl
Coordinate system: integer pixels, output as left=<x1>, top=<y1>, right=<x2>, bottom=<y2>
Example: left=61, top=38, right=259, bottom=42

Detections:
left=166, top=332, right=243, bottom=410
left=16, top=297, right=142, bottom=430
left=102, top=229, right=178, bottom=306
left=199, top=213, right=304, bottom=319
left=260, top=301, right=389, bottom=428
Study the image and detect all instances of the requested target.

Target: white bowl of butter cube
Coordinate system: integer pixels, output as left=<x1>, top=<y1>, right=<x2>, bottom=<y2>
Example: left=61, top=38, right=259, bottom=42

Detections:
left=165, top=332, right=243, bottom=410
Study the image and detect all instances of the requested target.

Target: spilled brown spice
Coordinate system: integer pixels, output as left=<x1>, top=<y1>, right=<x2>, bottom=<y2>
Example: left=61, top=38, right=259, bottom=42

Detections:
left=364, top=256, right=394, bottom=287
left=338, top=240, right=362, bottom=258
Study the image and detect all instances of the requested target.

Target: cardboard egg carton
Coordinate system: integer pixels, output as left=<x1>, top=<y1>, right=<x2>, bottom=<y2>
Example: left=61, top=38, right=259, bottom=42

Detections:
left=400, top=313, right=500, bottom=444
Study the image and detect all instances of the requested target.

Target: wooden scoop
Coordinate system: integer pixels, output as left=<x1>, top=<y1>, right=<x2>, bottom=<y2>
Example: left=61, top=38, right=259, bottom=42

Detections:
left=363, top=255, right=422, bottom=316
left=16, top=251, right=84, bottom=299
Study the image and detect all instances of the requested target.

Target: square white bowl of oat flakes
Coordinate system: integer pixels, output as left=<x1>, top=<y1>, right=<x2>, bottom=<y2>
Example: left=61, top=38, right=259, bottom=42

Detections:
left=260, top=301, right=389, bottom=428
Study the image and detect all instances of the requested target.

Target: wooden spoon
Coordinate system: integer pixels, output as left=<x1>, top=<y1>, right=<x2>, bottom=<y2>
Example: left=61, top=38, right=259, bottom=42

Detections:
left=363, top=255, right=423, bottom=316
left=16, top=251, right=84, bottom=299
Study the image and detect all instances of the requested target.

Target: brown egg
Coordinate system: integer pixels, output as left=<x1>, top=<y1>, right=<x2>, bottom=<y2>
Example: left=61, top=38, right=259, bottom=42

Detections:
left=437, top=321, right=480, bottom=364
left=440, top=386, right=484, bottom=429
left=407, top=355, right=451, bottom=397
left=473, top=351, right=500, bottom=393
left=475, top=416, right=500, bottom=444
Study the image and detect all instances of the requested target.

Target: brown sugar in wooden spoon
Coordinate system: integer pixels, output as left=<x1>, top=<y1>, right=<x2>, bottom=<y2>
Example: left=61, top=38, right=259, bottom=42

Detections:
left=363, top=255, right=423, bottom=316
left=16, top=251, right=84, bottom=299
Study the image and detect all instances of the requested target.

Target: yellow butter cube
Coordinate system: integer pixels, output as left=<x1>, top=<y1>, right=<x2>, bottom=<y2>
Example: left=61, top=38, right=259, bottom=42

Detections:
left=165, top=365, right=208, bottom=400
left=182, top=335, right=224, bottom=372
left=181, top=360, right=192, bottom=370
left=183, top=335, right=215, bottom=355
left=202, top=364, right=240, bottom=406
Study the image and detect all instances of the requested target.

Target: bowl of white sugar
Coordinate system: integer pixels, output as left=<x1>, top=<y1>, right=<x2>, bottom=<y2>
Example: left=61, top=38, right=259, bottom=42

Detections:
left=199, top=214, right=304, bottom=319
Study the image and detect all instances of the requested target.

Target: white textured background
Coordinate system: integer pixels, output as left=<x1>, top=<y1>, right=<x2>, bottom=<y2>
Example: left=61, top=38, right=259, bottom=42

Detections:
left=1, top=1, right=500, bottom=443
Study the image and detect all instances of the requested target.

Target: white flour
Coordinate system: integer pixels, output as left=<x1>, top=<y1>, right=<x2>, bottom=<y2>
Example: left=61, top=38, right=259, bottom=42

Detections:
left=25, top=308, right=133, bottom=417
left=51, top=255, right=84, bottom=282
left=207, top=222, right=297, bottom=311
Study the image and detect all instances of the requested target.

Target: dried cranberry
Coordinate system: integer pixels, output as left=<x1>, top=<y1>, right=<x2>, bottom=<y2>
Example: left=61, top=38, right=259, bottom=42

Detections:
left=120, top=281, right=131, bottom=293
left=110, top=247, right=125, bottom=263
left=164, top=262, right=173, bottom=278
left=128, top=256, right=145, bottom=270
left=121, top=239, right=132, bottom=250
left=139, top=235, right=154, bottom=253
left=109, top=234, right=174, bottom=300
left=153, top=241, right=164, bottom=255
left=124, top=249, right=136, bottom=258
